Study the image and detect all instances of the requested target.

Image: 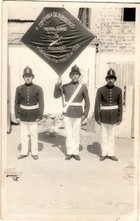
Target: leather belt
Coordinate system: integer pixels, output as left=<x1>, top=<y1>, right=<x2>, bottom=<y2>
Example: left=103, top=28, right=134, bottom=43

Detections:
left=20, top=104, right=38, bottom=110
left=101, top=105, right=118, bottom=110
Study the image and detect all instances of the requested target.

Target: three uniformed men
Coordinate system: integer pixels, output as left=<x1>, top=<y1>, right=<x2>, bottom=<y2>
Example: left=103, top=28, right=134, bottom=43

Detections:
left=94, top=69, right=123, bottom=161
left=15, top=65, right=123, bottom=162
left=15, top=66, right=44, bottom=160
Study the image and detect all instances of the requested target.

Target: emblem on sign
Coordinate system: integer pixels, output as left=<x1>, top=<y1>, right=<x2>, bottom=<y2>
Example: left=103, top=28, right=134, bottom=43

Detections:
left=21, top=8, right=96, bottom=75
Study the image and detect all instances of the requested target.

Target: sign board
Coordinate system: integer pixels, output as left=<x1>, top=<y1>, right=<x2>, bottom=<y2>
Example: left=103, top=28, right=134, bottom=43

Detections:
left=21, top=7, right=96, bottom=76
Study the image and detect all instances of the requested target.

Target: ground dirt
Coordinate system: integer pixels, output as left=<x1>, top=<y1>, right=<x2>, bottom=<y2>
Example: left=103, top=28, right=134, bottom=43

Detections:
left=2, top=116, right=136, bottom=221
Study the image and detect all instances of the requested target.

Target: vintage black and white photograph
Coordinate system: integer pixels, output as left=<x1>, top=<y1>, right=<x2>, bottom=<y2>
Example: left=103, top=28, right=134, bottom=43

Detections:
left=1, top=0, right=140, bottom=220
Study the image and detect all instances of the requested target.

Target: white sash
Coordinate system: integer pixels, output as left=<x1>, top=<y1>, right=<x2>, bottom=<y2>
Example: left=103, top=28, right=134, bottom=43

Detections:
left=63, top=83, right=82, bottom=113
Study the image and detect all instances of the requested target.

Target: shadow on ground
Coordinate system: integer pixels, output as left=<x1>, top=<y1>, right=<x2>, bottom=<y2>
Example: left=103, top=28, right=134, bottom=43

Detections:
left=38, top=132, right=67, bottom=156
left=17, top=132, right=86, bottom=156
left=87, top=142, right=102, bottom=157
left=18, top=140, right=44, bottom=154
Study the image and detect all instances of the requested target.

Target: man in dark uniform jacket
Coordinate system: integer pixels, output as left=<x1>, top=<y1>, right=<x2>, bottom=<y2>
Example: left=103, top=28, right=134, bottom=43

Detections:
left=15, top=66, right=44, bottom=160
left=94, top=69, right=123, bottom=161
left=54, top=65, right=90, bottom=161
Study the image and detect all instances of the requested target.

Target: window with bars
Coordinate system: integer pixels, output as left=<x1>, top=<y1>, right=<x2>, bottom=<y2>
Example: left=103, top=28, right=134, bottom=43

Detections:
left=78, top=8, right=90, bottom=29
left=86, top=8, right=90, bottom=29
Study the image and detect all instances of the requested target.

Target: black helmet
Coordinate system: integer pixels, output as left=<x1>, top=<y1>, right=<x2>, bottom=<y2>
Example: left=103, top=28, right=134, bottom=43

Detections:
left=105, top=69, right=117, bottom=81
left=22, top=66, right=34, bottom=77
left=69, top=65, right=81, bottom=77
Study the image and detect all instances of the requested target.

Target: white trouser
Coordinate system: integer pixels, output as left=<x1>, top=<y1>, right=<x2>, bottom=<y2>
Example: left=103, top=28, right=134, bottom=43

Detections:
left=20, top=121, right=38, bottom=156
left=64, top=116, right=81, bottom=155
left=101, top=123, right=116, bottom=156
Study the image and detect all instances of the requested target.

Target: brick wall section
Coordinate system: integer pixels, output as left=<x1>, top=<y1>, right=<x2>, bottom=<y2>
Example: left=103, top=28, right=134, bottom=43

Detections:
left=99, top=7, right=135, bottom=54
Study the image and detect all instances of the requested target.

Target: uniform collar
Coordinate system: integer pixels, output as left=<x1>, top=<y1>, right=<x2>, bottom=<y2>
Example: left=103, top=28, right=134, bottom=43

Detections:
left=25, top=83, right=33, bottom=86
left=106, top=84, right=115, bottom=89
left=71, top=81, right=79, bottom=85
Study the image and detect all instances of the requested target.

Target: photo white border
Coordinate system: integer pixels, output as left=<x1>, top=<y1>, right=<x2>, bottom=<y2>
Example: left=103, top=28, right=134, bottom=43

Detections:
left=1, top=1, right=140, bottom=220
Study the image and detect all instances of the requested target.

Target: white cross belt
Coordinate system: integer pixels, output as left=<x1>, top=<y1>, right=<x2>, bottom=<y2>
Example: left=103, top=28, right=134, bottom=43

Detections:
left=65, top=102, right=82, bottom=106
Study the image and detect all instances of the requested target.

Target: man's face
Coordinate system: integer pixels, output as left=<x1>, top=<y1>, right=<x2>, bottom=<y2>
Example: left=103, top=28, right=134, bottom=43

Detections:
left=106, top=77, right=115, bottom=87
left=23, top=75, right=34, bottom=84
left=70, top=72, right=80, bottom=83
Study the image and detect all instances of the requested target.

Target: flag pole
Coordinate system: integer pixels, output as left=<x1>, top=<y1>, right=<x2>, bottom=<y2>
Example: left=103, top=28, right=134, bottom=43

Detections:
left=59, top=77, right=65, bottom=129
left=59, top=76, right=65, bottom=108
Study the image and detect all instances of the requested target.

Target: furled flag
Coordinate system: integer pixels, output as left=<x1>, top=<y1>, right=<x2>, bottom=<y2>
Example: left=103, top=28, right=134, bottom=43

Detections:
left=21, top=7, right=96, bottom=76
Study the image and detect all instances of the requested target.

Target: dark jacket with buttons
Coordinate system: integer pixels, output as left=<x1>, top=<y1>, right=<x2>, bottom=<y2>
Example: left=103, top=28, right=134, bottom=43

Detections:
left=15, top=83, right=44, bottom=122
left=94, top=84, right=123, bottom=124
left=54, top=82, right=90, bottom=118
